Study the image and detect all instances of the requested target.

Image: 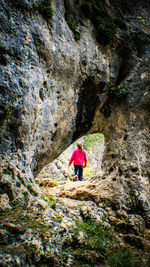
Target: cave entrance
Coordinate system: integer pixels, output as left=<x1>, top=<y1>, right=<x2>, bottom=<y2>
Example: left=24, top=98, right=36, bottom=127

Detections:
left=36, top=133, right=105, bottom=185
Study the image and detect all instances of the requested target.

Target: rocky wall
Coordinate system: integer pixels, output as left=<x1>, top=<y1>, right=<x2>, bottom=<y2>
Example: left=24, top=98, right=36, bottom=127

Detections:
left=0, top=0, right=150, bottom=224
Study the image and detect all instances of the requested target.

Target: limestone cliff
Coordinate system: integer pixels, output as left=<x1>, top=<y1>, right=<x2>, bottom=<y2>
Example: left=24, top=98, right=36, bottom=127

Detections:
left=0, top=0, right=150, bottom=265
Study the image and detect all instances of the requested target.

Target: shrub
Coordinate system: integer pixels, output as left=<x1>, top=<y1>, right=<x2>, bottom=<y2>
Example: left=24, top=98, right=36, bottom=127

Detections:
left=74, top=219, right=115, bottom=253
left=107, top=247, right=134, bottom=267
left=98, top=21, right=116, bottom=43
left=114, top=17, right=127, bottom=29
left=81, top=1, right=94, bottom=17
left=84, top=133, right=104, bottom=150
left=23, top=190, right=30, bottom=199
left=27, top=184, right=39, bottom=197
left=35, top=0, right=54, bottom=19
left=108, top=82, right=128, bottom=97
left=67, top=20, right=81, bottom=41
left=81, top=0, right=126, bottom=44
left=2, top=168, right=14, bottom=178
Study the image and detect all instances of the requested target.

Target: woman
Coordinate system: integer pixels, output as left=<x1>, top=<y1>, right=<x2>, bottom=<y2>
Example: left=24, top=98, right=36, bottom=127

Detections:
left=68, top=142, right=87, bottom=181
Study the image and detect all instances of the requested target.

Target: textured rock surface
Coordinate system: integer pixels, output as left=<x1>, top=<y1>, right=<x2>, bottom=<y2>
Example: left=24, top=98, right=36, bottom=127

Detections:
left=0, top=0, right=149, bottom=193
left=0, top=0, right=150, bottom=265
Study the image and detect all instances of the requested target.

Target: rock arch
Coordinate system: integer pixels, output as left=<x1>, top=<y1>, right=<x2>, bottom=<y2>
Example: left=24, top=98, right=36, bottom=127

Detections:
left=0, top=0, right=149, bottom=225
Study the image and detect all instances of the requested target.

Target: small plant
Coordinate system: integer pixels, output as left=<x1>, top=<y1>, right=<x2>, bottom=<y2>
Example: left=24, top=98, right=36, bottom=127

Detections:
left=11, top=201, right=21, bottom=209
left=23, top=190, right=30, bottom=199
left=98, top=21, right=116, bottom=44
left=29, top=177, right=33, bottom=183
left=48, top=196, right=56, bottom=209
left=67, top=19, right=81, bottom=41
left=35, top=0, right=54, bottom=19
left=0, top=42, right=4, bottom=48
left=35, top=177, right=40, bottom=183
left=74, top=218, right=115, bottom=253
left=114, top=17, right=127, bottom=29
left=2, top=168, right=14, bottom=178
left=41, top=195, right=56, bottom=209
left=18, top=175, right=26, bottom=186
left=27, top=184, right=39, bottom=197
left=16, top=181, right=21, bottom=187
left=81, top=1, right=117, bottom=44
left=53, top=216, right=63, bottom=223
left=4, top=106, right=13, bottom=118
left=81, top=1, right=94, bottom=17
left=108, top=82, right=128, bottom=97
left=106, top=247, right=134, bottom=267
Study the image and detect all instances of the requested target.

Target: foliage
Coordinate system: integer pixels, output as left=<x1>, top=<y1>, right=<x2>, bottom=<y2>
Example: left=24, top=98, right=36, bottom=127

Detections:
left=81, top=0, right=101, bottom=20
left=67, top=19, right=81, bottom=41
left=73, top=219, right=139, bottom=266
left=4, top=106, right=13, bottom=118
left=35, top=0, right=54, bottom=19
left=114, top=17, right=127, bottom=29
left=74, top=218, right=115, bottom=253
left=11, top=201, right=21, bottom=210
left=84, top=133, right=105, bottom=175
left=108, top=82, right=128, bottom=97
left=2, top=168, right=14, bottom=178
left=41, top=195, right=56, bottom=209
left=84, top=133, right=104, bottom=150
left=47, top=196, right=56, bottom=209
left=23, top=190, right=30, bottom=199
left=16, top=181, right=21, bottom=187
left=107, top=247, right=134, bottom=267
left=18, top=174, right=26, bottom=186
left=83, top=166, right=95, bottom=179
left=27, top=184, right=39, bottom=197
left=0, top=42, right=4, bottom=48
left=29, top=177, right=34, bottom=183
left=81, top=0, right=117, bottom=44
left=53, top=216, right=63, bottom=223
left=98, top=21, right=116, bottom=44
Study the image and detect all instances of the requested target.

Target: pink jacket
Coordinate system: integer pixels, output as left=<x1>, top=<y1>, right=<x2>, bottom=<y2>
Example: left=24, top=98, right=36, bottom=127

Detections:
left=68, top=148, right=87, bottom=167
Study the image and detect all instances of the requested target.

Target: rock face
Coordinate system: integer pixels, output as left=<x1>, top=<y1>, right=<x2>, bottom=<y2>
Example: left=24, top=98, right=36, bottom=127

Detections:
left=0, top=0, right=150, bottom=264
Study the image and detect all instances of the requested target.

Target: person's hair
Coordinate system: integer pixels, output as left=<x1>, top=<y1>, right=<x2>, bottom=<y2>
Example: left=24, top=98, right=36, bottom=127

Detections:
left=77, top=142, right=83, bottom=152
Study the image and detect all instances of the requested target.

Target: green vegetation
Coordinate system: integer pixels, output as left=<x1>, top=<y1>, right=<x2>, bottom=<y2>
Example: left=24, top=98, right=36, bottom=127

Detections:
left=4, top=106, right=13, bottom=119
left=29, top=177, right=34, bottom=183
left=98, top=21, right=116, bottom=44
left=2, top=168, right=14, bottom=178
left=81, top=0, right=117, bottom=44
left=53, top=216, right=63, bottom=223
left=11, top=201, right=21, bottom=210
left=18, top=174, right=26, bottom=186
left=27, top=184, right=39, bottom=197
left=16, top=181, right=21, bottom=187
left=71, top=219, right=140, bottom=266
left=106, top=247, right=134, bottom=267
left=74, top=219, right=115, bottom=253
left=114, top=17, right=127, bottom=29
left=41, top=195, right=56, bottom=209
left=35, top=0, right=54, bottom=19
left=0, top=42, right=4, bottom=48
left=67, top=20, right=81, bottom=41
left=35, top=177, right=40, bottom=183
left=108, top=82, right=128, bottom=97
left=84, top=133, right=104, bottom=150
left=47, top=196, right=56, bottom=209
left=83, top=165, right=95, bottom=179
left=23, top=190, right=30, bottom=199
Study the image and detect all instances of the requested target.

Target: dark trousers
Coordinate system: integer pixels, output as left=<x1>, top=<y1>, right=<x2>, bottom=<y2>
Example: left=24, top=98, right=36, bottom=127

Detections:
left=74, top=165, right=83, bottom=181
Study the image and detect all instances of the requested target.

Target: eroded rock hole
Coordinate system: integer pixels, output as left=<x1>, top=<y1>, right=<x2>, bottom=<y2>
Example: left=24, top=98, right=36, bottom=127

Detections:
left=36, top=133, right=105, bottom=185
